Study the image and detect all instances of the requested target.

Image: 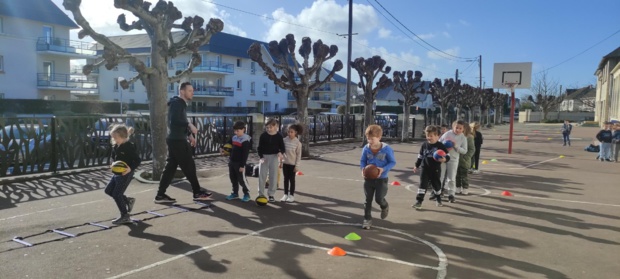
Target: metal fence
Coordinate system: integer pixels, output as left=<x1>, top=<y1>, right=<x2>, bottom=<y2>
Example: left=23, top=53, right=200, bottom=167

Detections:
left=264, top=114, right=356, bottom=143
left=0, top=115, right=252, bottom=178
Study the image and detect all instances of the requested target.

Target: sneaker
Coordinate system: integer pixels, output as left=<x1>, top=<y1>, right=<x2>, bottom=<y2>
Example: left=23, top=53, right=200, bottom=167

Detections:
left=429, top=193, right=437, bottom=201
left=456, top=187, right=463, bottom=195
left=112, top=214, right=132, bottom=225
left=241, top=193, right=251, bottom=202
left=462, top=188, right=469, bottom=195
left=380, top=205, right=389, bottom=219
left=468, top=169, right=474, bottom=174
left=154, top=194, right=176, bottom=204
left=436, top=199, right=443, bottom=207
left=280, top=194, right=289, bottom=202
left=362, top=219, right=372, bottom=229
left=600, top=158, right=604, bottom=162
left=412, top=201, right=422, bottom=210
left=269, top=196, right=276, bottom=203
left=126, top=197, right=136, bottom=213
left=448, top=195, right=455, bottom=203
left=193, top=191, right=213, bottom=201
left=286, top=195, right=295, bottom=202
left=605, top=158, right=613, bottom=162
left=226, top=193, right=239, bottom=200
left=472, top=170, right=480, bottom=174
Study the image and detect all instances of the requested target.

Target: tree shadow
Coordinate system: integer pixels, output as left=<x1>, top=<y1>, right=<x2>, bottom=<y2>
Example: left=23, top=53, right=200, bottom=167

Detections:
left=469, top=170, right=581, bottom=196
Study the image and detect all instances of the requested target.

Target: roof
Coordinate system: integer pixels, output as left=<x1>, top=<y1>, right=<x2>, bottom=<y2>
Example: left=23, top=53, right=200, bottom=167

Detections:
left=596, top=46, right=620, bottom=73
left=375, top=81, right=431, bottom=100
left=0, top=0, right=78, bottom=28
left=565, top=86, right=596, bottom=100
left=321, top=67, right=347, bottom=83
left=100, top=32, right=269, bottom=59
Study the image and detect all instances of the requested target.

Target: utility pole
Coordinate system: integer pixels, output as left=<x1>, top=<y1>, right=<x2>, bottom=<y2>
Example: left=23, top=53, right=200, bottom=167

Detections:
left=455, top=69, right=459, bottom=81
left=479, top=55, right=482, bottom=89
left=344, top=0, right=353, bottom=117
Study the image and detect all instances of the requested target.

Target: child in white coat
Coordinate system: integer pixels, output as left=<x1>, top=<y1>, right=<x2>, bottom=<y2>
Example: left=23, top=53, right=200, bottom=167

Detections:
left=438, top=120, right=468, bottom=203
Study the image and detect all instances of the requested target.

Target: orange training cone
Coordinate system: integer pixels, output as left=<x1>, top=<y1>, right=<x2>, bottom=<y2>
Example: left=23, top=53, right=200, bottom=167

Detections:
left=390, top=181, right=401, bottom=186
left=524, top=136, right=529, bottom=141
left=501, top=191, right=513, bottom=196
left=296, top=171, right=304, bottom=176
left=327, top=246, right=346, bottom=256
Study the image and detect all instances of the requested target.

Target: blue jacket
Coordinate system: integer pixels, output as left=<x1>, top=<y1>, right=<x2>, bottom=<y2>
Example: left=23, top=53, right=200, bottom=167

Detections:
left=360, top=143, right=396, bottom=179
left=612, top=130, right=620, bottom=143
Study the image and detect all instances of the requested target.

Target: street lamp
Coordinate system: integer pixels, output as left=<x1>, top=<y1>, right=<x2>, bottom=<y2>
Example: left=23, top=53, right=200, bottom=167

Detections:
left=118, top=77, right=125, bottom=115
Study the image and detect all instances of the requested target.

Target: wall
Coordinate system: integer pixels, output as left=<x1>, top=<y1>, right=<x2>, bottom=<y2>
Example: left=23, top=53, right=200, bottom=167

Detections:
left=519, top=110, right=594, bottom=123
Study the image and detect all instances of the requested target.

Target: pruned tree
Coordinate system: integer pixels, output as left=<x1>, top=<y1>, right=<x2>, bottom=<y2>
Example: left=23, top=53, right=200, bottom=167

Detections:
left=63, top=0, right=223, bottom=179
left=351, top=56, right=392, bottom=135
left=392, top=70, right=424, bottom=141
left=492, top=92, right=509, bottom=124
left=528, top=72, right=563, bottom=121
left=479, top=89, right=495, bottom=125
left=429, top=78, right=461, bottom=125
left=458, top=84, right=479, bottom=122
left=247, top=34, right=343, bottom=157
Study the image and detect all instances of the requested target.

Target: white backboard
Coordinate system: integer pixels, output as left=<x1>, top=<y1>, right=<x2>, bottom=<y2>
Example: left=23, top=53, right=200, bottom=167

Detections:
left=492, top=62, right=532, bottom=89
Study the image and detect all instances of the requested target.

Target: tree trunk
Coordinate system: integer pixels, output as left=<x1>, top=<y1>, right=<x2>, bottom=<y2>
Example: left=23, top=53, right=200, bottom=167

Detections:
left=147, top=35, right=170, bottom=181
left=402, top=104, right=410, bottom=141
left=296, top=90, right=310, bottom=157
left=364, top=98, right=374, bottom=139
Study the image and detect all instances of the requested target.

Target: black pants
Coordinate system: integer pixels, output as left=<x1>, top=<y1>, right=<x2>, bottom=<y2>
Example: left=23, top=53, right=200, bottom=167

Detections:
left=363, top=178, right=388, bottom=220
left=416, top=167, right=442, bottom=202
left=158, top=139, right=203, bottom=196
left=282, top=163, right=296, bottom=195
left=228, top=161, right=249, bottom=195
left=471, top=145, right=481, bottom=170
left=105, top=172, right=134, bottom=215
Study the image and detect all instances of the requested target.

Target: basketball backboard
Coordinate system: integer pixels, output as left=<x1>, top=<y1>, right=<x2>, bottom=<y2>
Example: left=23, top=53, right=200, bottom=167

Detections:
left=492, top=62, right=532, bottom=89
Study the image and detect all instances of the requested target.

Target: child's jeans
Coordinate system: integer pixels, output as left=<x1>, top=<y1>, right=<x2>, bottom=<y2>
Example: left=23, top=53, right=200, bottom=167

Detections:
left=599, top=142, right=612, bottom=160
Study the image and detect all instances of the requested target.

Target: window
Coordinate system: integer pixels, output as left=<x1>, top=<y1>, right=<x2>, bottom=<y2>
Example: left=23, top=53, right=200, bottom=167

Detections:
left=250, top=62, right=256, bottom=74
left=236, top=59, right=242, bottom=67
left=0, top=17, right=3, bottom=33
left=275, top=86, right=279, bottom=93
left=168, top=59, right=174, bottom=70
left=237, top=102, right=242, bottom=107
left=0, top=93, right=4, bottom=99
left=275, top=103, right=279, bottom=111
left=113, top=78, right=119, bottom=92
left=43, top=26, right=53, bottom=44
left=129, top=99, right=135, bottom=104
left=168, top=83, right=175, bottom=92
left=251, top=82, right=255, bottom=95
left=146, top=57, right=151, bottom=68
left=236, top=80, right=242, bottom=90
left=0, top=55, right=4, bottom=72
left=129, top=82, right=135, bottom=92
left=263, top=83, right=268, bottom=96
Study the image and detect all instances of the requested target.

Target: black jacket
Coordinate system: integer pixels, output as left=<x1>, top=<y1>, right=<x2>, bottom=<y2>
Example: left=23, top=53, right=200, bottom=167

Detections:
left=415, top=141, right=450, bottom=170
left=112, top=141, right=141, bottom=171
left=167, top=96, right=190, bottom=140
left=257, top=132, right=285, bottom=158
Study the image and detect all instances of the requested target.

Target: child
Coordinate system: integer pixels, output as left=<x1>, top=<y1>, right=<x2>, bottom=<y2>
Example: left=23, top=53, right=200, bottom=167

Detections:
left=613, top=123, right=620, bottom=162
left=413, top=125, right=450, bottom=209
left=439, top=120, right=468, bottom=203
left=257, top=118, right=285, bottom=202
left=561, top=120, right=573, bottom=146
left=596, top=122, right=613, bottom=162
left=280, top=124, right=303, bottom=202
left=456, top=123, right=475, bottom=195
left=105, top=125, right=141, bottom=225
left=440, top=125, right=449, bottom=137
left=470, top=122, right=483, bottom=174
left=223, top=121, right=252, bottom=202
left=360, top=124, right=396, bottom=229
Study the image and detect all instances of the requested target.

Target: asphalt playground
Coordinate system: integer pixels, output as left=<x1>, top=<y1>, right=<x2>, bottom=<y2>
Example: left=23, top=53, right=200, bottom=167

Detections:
left=0, top=123, right=618, bottom=279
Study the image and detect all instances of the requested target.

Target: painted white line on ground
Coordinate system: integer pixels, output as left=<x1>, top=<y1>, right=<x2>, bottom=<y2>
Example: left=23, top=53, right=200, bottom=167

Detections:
left=405, top=184, right=491, bottom=197
left=509, top=157, right=562, bottom=170
left=512, top=195, right=620, bottom=207
left=255, top=235, right=439, bottom=270
left=0, top=189, right=154, bottom=222
left=106, top=222, right=448, bottom=279
left=289, top=209, right=352, bottom=220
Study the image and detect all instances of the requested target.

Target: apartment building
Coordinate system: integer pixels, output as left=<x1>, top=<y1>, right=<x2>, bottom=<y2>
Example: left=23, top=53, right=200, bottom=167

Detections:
left=594, top=46, right=620, bottom=124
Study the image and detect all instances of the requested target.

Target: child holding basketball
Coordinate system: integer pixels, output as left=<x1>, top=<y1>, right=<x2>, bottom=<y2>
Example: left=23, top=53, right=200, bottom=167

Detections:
left=413, top=125, right=450, bottom=209
left=359, top=124, right=396, bottom=229
left=223, top=121, right=252, bottom=202
left=257, top=118, right=285, bottom=202
left=105, top=125, right=141, bottom=225
left=456, top=123, right=475, bottom=195
left=280, top=124, right=303, bottom=202
left=439, top=120, right=468, bottom=203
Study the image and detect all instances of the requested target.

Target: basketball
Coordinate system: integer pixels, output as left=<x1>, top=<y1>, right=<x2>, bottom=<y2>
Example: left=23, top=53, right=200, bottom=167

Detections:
left=433, top=150, right=447, bottom=161
left=443, top=140, right=454, bottom=150
left=222, top=143, right=233, bottom=156
left=255, top=195, right=269, bottom=206
left=363, top=164, right=380, bottom=179
left=111, top=161, right=129, bottom=175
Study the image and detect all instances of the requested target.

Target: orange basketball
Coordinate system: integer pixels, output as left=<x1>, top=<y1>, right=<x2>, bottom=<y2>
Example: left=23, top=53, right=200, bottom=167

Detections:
left=363, top=164, right=380, bottom=179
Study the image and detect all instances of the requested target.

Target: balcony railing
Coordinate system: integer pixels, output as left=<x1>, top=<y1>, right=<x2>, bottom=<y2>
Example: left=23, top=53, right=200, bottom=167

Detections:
left=176, top=61, right=234, bottom=74
left=71, top=65, right=99, bottom=75
left=37, top=73, right=98, bottom=90
left=193, top=86, right=234, bottom=97
left=36, top=37, right=97, bottom=56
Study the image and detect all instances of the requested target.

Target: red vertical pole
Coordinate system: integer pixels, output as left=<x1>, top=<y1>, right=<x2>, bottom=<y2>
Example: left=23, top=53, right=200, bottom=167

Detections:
left=508, top=87, right=515, bottom=154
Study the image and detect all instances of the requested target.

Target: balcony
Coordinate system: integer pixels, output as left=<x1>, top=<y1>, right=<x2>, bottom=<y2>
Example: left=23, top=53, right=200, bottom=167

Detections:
left=36, top=37, right=97, bottom=58
left=176, top=61, right=234, bottom=74
left=37, top=73, right=98, bottom=91
left=314, top=86, right=332, bottom=91
left=71, top=65, right=99, bottom=75
left=193, top=86, right=234, bottom=97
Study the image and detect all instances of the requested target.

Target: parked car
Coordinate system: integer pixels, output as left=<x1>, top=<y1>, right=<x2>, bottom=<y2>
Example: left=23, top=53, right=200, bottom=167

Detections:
left=0, top=124, right=52, bottom=163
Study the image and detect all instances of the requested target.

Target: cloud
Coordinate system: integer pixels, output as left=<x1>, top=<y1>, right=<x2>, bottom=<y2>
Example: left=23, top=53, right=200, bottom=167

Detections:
left=427, top=47, right=461, bottom=60
left=378, top=28, right=392, bottom=38
left=459, top=19, right=470, bottom=26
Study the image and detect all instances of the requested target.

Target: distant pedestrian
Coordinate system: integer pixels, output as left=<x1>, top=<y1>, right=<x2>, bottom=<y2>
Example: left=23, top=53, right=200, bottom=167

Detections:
left=470, top=122, right=483, bottom=174
left=155, top=82, right=213, bottom=204
left=595, top=122, right=613, bottom=162
left=280, top=123, right=303, bottom=202
left=612, top=123, right=620, bottom=162
left=223, top=121, right=252, bottom=202
left=105, top=125, right=141, bottom=225
left=257, top=118, right=285, bottom=202
left=561, top=120, right=573, bottom=146
left=360, top=124, right=396, bottom=229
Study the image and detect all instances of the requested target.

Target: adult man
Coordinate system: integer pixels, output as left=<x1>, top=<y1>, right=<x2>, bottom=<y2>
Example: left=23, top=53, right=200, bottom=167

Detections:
left=155, top=82, right=212, bottom=203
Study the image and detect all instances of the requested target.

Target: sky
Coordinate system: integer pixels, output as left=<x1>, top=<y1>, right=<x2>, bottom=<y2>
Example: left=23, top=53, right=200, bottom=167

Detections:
left=51, top=0, right=620, bottom=98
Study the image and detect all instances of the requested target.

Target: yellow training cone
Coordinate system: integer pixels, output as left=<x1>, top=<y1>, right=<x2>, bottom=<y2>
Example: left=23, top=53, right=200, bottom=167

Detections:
left=547, top=137, right=552, bottom=140
left=559, top=155, right=565, bottom=158
left=482, top=160, right=488, bottom=165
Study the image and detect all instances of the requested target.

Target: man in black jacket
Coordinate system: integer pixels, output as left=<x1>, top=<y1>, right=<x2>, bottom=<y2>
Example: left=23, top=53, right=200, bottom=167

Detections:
left=155, top=82, right=212, bottom=203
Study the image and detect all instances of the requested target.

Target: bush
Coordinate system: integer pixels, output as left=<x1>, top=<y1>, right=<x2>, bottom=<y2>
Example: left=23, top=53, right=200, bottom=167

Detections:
left=581, top=121, right=599, bottom=127
left=540, top=119, right=563, bottom=123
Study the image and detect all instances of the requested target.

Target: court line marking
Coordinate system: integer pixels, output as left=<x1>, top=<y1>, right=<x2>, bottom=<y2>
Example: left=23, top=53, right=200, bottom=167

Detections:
left=405, top=184, right=491, bottom=197
left=106, top=222, right=448, bottom=279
